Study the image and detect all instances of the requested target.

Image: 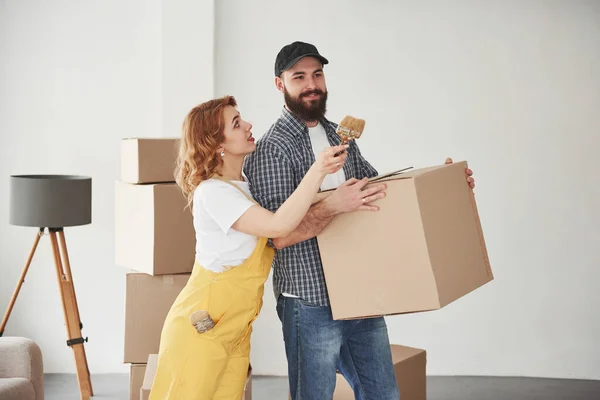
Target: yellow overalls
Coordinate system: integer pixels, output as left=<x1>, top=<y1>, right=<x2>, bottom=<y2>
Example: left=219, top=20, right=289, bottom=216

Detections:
left=149, top=180, right=274, bottom=400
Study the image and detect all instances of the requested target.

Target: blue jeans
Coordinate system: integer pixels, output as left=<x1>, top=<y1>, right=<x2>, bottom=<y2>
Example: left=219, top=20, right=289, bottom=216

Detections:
left=276, top=295, right=400, bottom=400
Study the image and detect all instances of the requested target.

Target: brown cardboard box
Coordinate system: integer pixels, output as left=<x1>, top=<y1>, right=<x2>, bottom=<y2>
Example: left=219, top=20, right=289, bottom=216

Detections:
left=242, top=365, right=252, bottom=400
left=124, top=273, right=190, bottom=363
left=140, top=354, right=252, bottom=399
left=121, top=138, right=179, bottom=184
left=130, top=364, right=147, bottom=400
left=115, top=181, right=196, bottom=275
left=333, top=344, right=426, bottom=400
left=140, top=354, right=157, bottom=400
left=317, top=161, right=493, bottom=320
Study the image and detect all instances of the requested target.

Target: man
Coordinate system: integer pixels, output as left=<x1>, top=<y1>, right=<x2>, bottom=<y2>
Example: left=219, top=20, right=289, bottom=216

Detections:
left=244, top=41, right=475, bottom=400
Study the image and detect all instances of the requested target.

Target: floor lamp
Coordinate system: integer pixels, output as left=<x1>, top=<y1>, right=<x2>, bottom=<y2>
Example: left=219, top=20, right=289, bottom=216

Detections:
left=1, top=174, right=93, bottom=399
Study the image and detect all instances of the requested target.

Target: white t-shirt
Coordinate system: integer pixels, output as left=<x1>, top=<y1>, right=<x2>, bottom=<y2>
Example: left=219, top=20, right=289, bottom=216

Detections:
left=308, top=122, right=346, bottom=190
left=193, top=179, right=258, bottom=273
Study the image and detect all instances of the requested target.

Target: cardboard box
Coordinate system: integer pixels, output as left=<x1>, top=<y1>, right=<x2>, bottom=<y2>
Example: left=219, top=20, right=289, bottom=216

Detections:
left=140, top=354, right=252, bottom=399
left=333, top=344, right=426, bottom=400
left=317, top=161, right=493, bottom=320
left=121, top=138, right=179, bottom=184
left=242, top=365, right=252, bottom=400
left=124, top=273, right=190, bottom=363
left=130, top=364, right=147, bottom=400
left=140, top=354, right=157, bottom=400
left=115, top=181, right=196, bottom=275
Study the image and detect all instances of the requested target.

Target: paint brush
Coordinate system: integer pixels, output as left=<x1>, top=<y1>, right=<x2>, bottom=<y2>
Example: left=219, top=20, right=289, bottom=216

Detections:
left=190, top=310, right=215, bottom=333
left=337, top=115, right=365, bottom=144
left=335, top=115, right=365, bottom=156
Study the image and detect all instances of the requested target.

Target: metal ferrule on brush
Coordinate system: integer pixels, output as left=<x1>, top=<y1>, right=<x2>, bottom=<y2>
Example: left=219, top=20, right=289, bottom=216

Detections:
left=190, top=310, right=215, bottom=333
left=336, top=126, right=362, bottom=140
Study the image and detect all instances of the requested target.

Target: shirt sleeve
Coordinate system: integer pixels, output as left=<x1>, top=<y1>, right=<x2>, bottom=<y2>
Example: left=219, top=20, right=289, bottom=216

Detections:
left=244, top=142, right=295, bottom=213
left=195, top=181, right=256, bottom=234
left=244, top=142, right=296, bottom=247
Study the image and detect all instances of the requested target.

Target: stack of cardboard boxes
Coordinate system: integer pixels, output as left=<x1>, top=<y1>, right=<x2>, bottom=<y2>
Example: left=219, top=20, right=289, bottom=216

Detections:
left=115, top=138, right=196, bottom=399
left=114, top=137, right=252, bottom=400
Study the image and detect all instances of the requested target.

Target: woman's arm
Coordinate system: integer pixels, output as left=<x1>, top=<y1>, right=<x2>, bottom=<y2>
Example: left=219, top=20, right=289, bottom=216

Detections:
left=232, top=145, right=347, bottom=238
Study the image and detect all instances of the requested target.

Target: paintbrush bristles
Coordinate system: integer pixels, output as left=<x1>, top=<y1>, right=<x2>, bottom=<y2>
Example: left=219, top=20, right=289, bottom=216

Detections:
left=337, top=115, right=366, bottom=144
left=339, top=116, right=365, bottom=134
left=190, top=310, right=215, bottom=333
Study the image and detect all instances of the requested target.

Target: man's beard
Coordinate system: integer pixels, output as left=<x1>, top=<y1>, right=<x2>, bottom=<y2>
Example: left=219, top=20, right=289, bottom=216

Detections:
left=284, top=87, right=328, bottom=122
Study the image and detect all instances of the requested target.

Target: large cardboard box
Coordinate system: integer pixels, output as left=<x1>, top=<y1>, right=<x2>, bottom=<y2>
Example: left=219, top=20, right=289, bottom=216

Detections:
left=333, top=344, right=426, bottom=400
left=140, top=354, right=252, bottom=399
left=115, top=181, right=196, bottom=275
left=124, top=273, right=190, bottom=363
left=317, top=161, right=493, bottom=320
left=130, top=364, right=147, bottom=400
left=121, top=138, right=179, bottom=184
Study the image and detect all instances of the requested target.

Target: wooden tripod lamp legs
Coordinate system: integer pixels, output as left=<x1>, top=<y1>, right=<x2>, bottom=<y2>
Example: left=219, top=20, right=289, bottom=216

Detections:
left=48, top=228, right=93, bottom=398
left=0, top=228, right=93, bottom=399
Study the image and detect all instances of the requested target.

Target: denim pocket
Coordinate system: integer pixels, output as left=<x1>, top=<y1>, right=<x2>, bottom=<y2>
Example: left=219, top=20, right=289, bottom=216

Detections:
left=276, top=294, right=285, bottom=322
left=296, top=298, right=321, bottom=308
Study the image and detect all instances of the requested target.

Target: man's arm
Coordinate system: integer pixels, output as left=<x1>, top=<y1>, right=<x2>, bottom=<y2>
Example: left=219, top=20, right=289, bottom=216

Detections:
left=244, top=140, right=386, bottom=250
left=272, top=178, right=387, bottom=249
left=272, top=199, right=335, bottom=249
left=272, top=139, right=381, bottom=249
left=245, top=141, right=330, bottom=250
left=312, top=191, right=332, bottom=204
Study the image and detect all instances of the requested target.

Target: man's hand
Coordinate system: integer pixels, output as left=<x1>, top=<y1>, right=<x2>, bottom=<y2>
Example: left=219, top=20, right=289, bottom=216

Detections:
left=323, top=177, right=387, bottom=214
left=445, top=157, right=475, bottom=189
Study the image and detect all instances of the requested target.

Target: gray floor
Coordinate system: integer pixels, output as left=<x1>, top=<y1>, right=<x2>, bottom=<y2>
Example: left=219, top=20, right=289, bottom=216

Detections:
left=44, top=373, right=600, bottom=400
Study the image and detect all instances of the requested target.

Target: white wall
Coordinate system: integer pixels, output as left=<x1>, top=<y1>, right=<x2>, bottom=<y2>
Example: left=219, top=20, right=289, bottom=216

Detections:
left=0, top=0, right=214, bottom=373
left=215, top=0, right=600, bottom=379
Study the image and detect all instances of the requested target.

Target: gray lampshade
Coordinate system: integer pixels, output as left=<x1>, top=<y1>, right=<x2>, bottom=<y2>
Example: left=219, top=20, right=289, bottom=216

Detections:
left=9, top=175, right=92, bottom=228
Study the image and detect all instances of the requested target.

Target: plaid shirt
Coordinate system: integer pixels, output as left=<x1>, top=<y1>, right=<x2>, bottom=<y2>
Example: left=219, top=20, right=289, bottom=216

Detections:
left=243, top=107, right=378, bottom=306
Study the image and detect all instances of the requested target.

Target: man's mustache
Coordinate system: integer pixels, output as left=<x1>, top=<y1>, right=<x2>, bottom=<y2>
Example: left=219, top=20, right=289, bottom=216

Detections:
left=300, top=90, right=325, bottom=99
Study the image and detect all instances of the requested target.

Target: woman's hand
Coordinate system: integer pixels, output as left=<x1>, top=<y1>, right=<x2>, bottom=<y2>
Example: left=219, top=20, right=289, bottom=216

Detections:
left=314, top=144, right=349, bottom=176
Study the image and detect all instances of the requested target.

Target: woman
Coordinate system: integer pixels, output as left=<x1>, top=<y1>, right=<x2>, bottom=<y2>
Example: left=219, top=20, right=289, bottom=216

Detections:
left=149, top=95, right=348, bottom=399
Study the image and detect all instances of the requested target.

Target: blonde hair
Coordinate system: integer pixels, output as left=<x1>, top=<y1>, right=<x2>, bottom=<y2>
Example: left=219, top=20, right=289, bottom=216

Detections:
left=174, top=95, right=237, bottom=209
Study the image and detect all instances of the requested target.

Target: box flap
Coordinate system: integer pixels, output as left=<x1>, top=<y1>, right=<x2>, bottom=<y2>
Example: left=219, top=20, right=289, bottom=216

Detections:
left=321, top=162, right=456, bottom=193
left=368, top=162, right=460, bottom=184
left=368, top=166, right=414, bottom=182
left=320, top=166, right=415, bottom=193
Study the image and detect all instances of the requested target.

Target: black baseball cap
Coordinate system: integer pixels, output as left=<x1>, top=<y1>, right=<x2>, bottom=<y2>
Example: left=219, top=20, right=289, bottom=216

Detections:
left=274, top=41, right=329, bottom=77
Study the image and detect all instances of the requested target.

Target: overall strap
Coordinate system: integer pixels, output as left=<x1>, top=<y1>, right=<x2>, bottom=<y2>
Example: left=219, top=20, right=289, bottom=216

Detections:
left=211, top=175, right=257, bottom=205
